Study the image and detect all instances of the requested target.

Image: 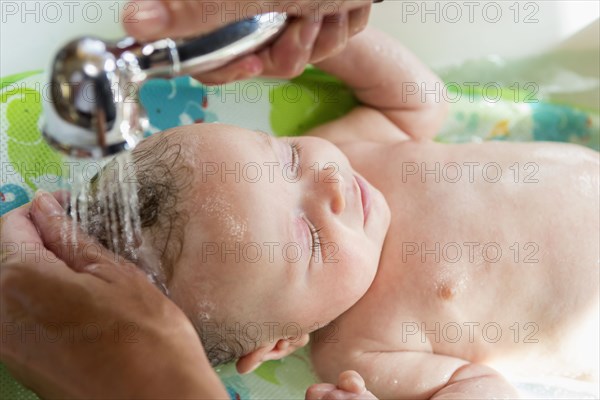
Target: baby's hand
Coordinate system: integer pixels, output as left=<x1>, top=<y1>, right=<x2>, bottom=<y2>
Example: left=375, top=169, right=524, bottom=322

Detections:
left=306, top=371, right=378, bottom=400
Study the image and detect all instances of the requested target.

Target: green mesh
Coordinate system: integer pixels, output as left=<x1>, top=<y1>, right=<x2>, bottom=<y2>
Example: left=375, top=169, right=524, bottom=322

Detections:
left=0, top=363, right=38, bottom=400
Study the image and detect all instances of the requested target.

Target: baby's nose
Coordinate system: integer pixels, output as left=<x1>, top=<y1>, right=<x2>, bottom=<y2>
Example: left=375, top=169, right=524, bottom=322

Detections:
left=320, top=164, right=345, bottom=215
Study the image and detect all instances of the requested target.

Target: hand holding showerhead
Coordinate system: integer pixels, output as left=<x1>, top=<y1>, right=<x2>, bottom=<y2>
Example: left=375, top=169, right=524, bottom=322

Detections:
left=42, top=1, right=382, bottom=159
left=123, top=0, right=376, bottom=82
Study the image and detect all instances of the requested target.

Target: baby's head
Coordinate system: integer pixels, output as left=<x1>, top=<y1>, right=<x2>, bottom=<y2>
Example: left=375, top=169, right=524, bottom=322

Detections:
left=96, top=123, right=390, bottom=372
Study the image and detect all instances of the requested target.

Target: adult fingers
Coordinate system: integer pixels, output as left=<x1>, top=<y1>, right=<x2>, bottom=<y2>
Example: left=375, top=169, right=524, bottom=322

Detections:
left=122, top=0, right=371, bottom=41
left=123, top=0, right=285, bottom=41
left=194, top=16, right=321, bottom=84
left=122, top=1, right=219, bottom=41
left=0, top=202, right=45, bottom=265
left=193, top=53, right=264, bottom=85
left=347, top=4, right=371, bottom=37
left=310, top=11, right=349, bottom=64
left=258, top=16, right=321, bottom=78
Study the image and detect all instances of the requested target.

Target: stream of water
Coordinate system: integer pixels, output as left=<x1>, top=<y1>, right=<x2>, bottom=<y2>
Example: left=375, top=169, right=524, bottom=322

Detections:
left=63, top=152, right=142, bottom=264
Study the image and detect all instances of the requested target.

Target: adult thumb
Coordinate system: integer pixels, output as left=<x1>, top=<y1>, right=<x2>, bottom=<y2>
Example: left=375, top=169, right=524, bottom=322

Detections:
left=122, top=0, right=233, bottom=41
left=28, top=190, right=120, bottom=272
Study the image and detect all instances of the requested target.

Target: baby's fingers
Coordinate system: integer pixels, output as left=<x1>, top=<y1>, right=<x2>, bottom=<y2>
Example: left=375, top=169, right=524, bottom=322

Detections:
left=337, top=370, right=366, bottom=394
left=322, top=389, right=375, bottom=400
left=306, top=383, right=337, bottom=400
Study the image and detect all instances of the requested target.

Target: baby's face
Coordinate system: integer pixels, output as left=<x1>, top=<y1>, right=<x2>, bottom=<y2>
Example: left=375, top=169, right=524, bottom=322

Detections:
left=165, top=124, right=390, bottom=341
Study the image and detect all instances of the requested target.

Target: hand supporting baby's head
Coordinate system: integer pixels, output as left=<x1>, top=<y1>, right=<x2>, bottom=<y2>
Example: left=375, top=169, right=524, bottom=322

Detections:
left=85, top=123, right=390, bottom=371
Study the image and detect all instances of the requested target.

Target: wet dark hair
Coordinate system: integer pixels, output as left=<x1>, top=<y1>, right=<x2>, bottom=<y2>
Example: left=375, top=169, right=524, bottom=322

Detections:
left=131, top=133, right=190, bottom=282
left=84, top=132, right=189, bottom=282
left=84, top=130, right=249, bottom=367
left=198, top=319, right=253, bottom=367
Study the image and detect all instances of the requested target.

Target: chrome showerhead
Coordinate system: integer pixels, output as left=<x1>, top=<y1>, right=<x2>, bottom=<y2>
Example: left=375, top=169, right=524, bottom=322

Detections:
left=42, top=12, right=287, bottom=158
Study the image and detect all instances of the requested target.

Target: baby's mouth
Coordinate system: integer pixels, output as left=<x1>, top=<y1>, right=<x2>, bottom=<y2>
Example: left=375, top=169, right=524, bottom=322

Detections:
left=354, top=174, right=371, bottom=227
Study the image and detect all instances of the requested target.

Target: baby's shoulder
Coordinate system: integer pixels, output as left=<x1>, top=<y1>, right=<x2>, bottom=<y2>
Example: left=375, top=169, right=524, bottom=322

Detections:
left=477, top=141, right=598, bottom=162
left=483, top=141, right=599, bottom=182
left=526, top=141, right=599, bottom=165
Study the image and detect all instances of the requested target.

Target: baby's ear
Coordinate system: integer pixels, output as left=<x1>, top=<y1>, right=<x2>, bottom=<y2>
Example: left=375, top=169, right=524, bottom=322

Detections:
left=236, top=334, right=310, bottom=374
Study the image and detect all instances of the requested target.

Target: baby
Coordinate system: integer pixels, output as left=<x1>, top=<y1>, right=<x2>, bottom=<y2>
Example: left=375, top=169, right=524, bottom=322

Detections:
left=90, top=27, right=599, bottom=399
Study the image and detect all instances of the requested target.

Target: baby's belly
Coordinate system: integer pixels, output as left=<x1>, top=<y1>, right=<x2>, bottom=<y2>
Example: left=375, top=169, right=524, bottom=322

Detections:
left=370, top=251, right=599, bottom=379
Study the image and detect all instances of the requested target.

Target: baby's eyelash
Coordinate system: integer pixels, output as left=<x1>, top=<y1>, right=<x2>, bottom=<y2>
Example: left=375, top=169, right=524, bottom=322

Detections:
left=290, top=141, right=302, bottom=171
left=309, top=224, right=326, bottom=260
left=302, top=216, right=325, bottom=261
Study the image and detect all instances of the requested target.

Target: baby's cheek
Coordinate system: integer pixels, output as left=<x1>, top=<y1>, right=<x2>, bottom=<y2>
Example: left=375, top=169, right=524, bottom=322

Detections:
left=292, top=217, right=312, bottom=264
left=337, top=242, right=378, bottom=288
left=166, top=259, right=219, bottom=318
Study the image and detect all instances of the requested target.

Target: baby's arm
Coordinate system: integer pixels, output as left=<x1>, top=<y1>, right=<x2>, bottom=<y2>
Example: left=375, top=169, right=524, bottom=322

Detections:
left=315, top=351, right=519, bottom=399
left=312, top=27, right=447, bottom=141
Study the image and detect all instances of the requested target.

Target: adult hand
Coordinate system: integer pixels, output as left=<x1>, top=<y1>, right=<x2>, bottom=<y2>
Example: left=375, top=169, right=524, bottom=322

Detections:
left=122, top=0, right=374, bottom=83
left=0, top=190, right=228, bottom=399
